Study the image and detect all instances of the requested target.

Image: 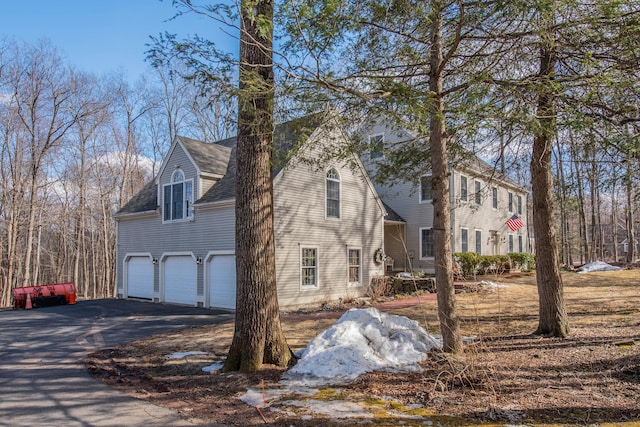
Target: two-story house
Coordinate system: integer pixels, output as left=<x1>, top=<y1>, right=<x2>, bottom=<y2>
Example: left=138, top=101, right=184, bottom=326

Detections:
left=115, top=115, right=386, bottom=309
left=362, top=122, right=529, bottom=274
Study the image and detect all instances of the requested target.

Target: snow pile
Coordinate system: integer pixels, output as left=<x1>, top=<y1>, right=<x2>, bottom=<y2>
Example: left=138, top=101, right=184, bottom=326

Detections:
left=282, top=308, right=441, bottom=386
left=576, top=261, right=622, bottom=273
left=165, top=351, right=209, bottom=359
left=477, top=280, right=507, bottom=288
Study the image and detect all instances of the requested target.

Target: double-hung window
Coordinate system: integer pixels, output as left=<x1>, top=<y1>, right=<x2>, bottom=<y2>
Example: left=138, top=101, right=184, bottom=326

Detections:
left=474, top=180, right=482, bottom=205
left=460, top=176, right=468, bottom=201
left=420, top=228, right=434, bottom=258
left=508, top=192, right=514, bottom=212
left=326, top=168, right=340, bottom=218
left=508, top=234, right=514, bottom=252
left=348, top=248, right=361, bottom=285
left=420, top=175, right=432, bottom=202
left=492, top=187, right=498, bottom=209
left=461, top=228, right=469, bottom=252
left=517, top=195, right=523, bottom=215
left=163, top=170, right=193, bottom=222
left=301, top=247, right=318, bottom=287
left=475, top=230, right=482, bottom=254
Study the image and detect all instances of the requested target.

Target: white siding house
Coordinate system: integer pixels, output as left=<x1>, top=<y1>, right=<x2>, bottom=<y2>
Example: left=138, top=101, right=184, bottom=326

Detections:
left=115, top=114, right=385, bottom=309
left=360, top=122, right=529, bottom=274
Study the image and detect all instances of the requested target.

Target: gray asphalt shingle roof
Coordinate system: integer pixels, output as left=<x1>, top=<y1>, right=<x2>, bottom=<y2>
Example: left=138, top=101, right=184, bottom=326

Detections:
left=382, top=201, right=405, bottom=223
left=117, top=114, right=327, bottom=214
left=178, top=135, right=232, bottom=177
left=117, top=180, right=158, bottom=215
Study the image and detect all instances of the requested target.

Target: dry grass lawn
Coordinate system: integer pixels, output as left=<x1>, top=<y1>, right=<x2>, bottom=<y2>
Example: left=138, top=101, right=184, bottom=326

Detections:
left=86, top=270, right=640, bottom=426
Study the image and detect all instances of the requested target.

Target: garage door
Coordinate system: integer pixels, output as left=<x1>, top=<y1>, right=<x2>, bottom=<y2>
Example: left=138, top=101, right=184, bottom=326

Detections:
left=208, top=255, right=236, bottom=309
left=126, top=256, right=154, bottom=299
left=163, top=255, right=197, bottom=305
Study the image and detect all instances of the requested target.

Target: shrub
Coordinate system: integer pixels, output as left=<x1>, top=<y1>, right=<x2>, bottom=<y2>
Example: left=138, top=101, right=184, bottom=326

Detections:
left=455, top=253, right=536, bottom=277
left=508, top=252, right=536, bottom=272
left=454, top=252, right=481, bottom=277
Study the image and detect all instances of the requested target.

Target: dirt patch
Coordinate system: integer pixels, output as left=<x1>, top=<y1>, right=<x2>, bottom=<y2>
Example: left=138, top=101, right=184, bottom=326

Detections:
left=85, top=270, right=640, bottom=426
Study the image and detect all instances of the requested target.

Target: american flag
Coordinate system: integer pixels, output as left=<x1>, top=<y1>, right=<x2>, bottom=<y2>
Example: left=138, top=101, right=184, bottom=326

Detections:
left=506, top=214, right=524, bottom=231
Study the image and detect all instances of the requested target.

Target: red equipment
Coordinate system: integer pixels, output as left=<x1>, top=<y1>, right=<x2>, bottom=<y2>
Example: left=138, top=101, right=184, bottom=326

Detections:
left=13, top=283, right=77, bottom=309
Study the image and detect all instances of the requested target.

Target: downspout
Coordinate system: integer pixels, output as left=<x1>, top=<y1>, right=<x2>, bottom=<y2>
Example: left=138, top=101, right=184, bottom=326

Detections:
left=449, top=167, right=456, bottom=254
left=114, top=218, right=119, bottom=298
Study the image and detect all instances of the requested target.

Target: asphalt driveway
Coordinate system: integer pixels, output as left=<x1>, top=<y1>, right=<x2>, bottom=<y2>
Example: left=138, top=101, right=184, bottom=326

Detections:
left=0, top=299, right=234, bottom=426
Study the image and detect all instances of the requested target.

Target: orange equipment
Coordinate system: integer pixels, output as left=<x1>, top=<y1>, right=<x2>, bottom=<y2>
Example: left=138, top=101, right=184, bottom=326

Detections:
left=13, top=283, right=77, bottom=309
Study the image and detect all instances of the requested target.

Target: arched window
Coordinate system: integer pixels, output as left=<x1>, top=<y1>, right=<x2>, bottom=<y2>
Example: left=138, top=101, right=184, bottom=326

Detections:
left=326, top=168, right=340, bottom=218
left=163, top=169, right=193, bottom=221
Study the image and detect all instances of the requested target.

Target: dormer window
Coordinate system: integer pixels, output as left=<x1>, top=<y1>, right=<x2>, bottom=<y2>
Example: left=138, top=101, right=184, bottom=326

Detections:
left=163, top=169, right=193, bottom=222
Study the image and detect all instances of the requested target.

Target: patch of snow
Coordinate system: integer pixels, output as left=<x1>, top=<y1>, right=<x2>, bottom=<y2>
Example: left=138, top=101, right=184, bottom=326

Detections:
left=202, top=361, right=224, bottom=373
left=165, top=351, right=209, bottom=359
left=462, top=335, right=478, bottom=344
left=282, top=308, right=441, bottom=387
left=280, top=399, right=374, bottom=419
left=477, top=280, right=507, bottom=288
left=239, top=388, right=286, bottom=407
left=576, top=261, right=622, bottom=273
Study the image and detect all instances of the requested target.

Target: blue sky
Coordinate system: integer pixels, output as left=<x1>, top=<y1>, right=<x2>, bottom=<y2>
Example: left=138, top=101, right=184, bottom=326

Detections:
left=0, top=0, right=237, bottom=82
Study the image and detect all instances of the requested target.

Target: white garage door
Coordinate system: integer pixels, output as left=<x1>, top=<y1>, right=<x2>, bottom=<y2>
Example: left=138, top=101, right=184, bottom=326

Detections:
left=208, top=255, right=236, bottom=309
left=163, top=256, right=197, bottom=305
left=126, top=256, right=154, bottom=299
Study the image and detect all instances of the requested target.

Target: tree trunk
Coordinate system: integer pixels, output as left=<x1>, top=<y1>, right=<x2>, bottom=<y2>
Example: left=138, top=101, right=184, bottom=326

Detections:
left=612, top=178, right=619, bottom=262
left=532, top=4, right=569, bottom=337
left=569, top=134, right=589, bottom=264
left=554, top=135, right=569, bottom=265
left=430, top=0, right=462, bottom=354
left=22, top=166, right=40, bottom=287
left=223, top=0, right=293, bottom=372
left=625, top=160, right=635, bottom=263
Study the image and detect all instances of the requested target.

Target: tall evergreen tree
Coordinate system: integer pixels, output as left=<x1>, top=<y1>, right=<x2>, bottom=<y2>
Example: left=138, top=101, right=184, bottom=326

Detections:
left=223, top=0, right=294, bottom=372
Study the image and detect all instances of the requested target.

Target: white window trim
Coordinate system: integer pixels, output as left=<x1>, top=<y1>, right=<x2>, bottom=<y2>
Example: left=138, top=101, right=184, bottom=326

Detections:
left=347, top=247, right=362, bottom=286
left=517, top=194, right=523, bottom=215
left=325, top=168, right=341, bottom=220
left=162, top=170, right=194, bottom=224
left=461, top=227, right=469, bottom=253
left=300, top=246, right=319, bottom=289
left=460, top=175, right=468, bottom=202
left=419, top=227, right=435, bottom=259
left=492, top=186, right=498, bottom=210
left=474, top=180, right=482, bottom=205
left=369, top=133, right=385, bottom=160
left=419, top=174, right=432, bottom=204
left=475, top=229, right=483, bottom=255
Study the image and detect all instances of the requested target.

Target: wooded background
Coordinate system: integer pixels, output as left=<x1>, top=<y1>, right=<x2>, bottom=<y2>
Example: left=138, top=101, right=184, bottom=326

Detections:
left=0, top=40, right=235, bottom=306
left=1, top=12, right=638, bottom=308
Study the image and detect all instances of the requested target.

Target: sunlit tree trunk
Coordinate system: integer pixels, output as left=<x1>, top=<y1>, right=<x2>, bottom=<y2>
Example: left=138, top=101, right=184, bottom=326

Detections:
left=223, top=0, right=293, bottom=372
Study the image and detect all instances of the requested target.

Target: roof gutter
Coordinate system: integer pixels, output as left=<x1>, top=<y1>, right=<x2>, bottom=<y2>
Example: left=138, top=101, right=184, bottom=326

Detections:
left=113, top=210, right=158, bottom=220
